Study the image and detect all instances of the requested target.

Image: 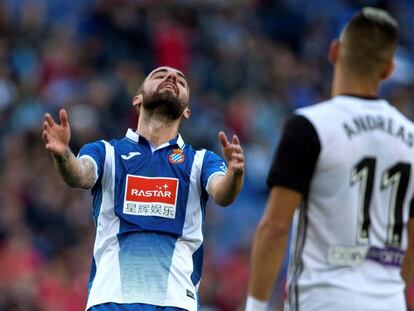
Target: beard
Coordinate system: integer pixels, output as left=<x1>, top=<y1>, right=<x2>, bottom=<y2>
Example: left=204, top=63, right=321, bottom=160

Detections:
left=142, top=88, right=186, bottom=121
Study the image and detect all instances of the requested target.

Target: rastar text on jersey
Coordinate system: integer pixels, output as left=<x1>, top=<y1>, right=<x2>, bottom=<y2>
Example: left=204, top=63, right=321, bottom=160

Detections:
left=130, top=189, right=172, bottom=198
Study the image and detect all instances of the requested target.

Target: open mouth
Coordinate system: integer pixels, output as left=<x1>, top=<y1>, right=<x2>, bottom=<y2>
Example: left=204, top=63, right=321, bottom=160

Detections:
left=160, top=83, right=178, bottom=96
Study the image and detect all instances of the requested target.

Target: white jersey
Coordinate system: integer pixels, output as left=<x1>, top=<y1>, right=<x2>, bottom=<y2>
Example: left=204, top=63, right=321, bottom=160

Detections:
left=269, top=95, right=414, bottom=310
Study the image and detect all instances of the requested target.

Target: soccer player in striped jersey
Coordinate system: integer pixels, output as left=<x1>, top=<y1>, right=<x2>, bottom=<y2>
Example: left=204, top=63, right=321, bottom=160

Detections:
left=247, top=7, right=414, bottom=311
left=42, top=66, right=244, bottom=311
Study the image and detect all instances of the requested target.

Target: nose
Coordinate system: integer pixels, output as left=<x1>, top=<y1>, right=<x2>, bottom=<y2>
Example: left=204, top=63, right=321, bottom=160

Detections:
left=165, top=71, right=177, bottom=82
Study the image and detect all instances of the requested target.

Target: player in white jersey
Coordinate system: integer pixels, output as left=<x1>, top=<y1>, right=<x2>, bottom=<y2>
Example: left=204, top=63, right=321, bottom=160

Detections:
left=246, top=7, right=414, bottom=311
left=42, top=66, right=245, bottom=311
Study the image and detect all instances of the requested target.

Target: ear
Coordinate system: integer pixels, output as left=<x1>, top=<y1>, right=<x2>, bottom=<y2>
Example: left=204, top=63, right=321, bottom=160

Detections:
left=328, top=39, right=340, bottom=65
left=182, top=107, right=191, bottom=120
left=381, top=59, right=395, bottom=80
left=133, top=94, right=143, bottom=108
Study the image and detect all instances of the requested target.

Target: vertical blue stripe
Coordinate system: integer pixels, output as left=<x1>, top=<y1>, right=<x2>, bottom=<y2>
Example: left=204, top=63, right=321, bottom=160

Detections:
left=88, top=175, right=103, bottom=295
left=190, top=245, right=203, bottom=286
left=92, top=185, right=103, bottom=226
left=88, top=257, right=97, bottom=296
left=191, top=188, right=207, bottom=286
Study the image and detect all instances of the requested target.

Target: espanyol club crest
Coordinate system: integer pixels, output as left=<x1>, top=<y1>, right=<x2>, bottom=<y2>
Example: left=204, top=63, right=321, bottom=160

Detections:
left=168, top=149, right=185, bottom=164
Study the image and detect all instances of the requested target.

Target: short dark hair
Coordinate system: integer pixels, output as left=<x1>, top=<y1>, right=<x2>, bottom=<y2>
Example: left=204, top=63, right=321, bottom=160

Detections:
left=340, top=7, right=399, bottom=78
left=136, top=79, right=146, bottom=96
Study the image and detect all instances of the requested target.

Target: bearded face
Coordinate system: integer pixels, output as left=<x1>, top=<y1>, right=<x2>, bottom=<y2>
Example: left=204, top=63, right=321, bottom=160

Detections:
left=139, top=67, right=190, bottom=122
left=141, top=87, right=186, bottom=121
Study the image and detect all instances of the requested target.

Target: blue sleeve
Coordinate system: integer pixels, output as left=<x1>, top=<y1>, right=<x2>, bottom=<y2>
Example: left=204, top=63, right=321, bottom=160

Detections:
left=201, top=150, right=227, bottom=193
left=77, top=140, right=106, bottom=183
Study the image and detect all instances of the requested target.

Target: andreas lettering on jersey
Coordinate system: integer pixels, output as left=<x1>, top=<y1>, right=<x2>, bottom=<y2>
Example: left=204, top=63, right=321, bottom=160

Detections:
left=343, top=114, right=414, bottom=147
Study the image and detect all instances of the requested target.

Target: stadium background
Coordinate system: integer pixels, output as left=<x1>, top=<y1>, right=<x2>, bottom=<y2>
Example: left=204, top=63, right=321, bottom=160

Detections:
left=0, top=0, right=413, bottom=310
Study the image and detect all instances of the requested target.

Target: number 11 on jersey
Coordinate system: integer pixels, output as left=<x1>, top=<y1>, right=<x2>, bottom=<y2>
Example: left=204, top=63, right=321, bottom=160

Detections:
left=351, top=157, right=411, bottom=247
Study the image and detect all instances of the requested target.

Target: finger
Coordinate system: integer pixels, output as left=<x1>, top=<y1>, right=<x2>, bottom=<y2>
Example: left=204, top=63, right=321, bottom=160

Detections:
left=233, top=161, right=245, bottom=168
left=44, top=113, right=56, bottom=127
left=232, top=135, right=240, bottom=145
left=231, top=153, right=244, bottom=161
left=59, top=109, right=69, bottom=127
left=42, top=131, right=50, bottom=143
left=219, top=131, right=230, bottom=148
left=231, top=144, right=243, bottom=154
left=45, top=143, right=53, bottom=151
left=43, top=121, right=51, bottom=131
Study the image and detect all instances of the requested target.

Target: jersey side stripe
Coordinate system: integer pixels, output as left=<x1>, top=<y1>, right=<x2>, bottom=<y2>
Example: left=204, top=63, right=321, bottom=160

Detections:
left=165, top=149, right=205, bottom=310
left=188, top=149, right=206, bottom=288
left=87, top=141, right=121, bottom=309
left=288, top=202, right=308, bottom=311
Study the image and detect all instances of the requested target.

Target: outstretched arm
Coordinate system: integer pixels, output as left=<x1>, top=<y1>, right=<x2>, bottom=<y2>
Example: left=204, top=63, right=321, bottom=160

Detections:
left=246, top=186, right=300, bottom=310
left=42, top=109, right=96, bottom=189
left=208, top=131, right=244, bottom=207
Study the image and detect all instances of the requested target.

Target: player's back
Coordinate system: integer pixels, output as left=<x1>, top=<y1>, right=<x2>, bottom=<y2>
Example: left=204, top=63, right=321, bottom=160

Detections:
left=287, top=95, right=414, bottom=310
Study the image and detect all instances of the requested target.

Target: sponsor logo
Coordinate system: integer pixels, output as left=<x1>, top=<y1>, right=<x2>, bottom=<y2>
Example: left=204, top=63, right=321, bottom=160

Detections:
left=328, top=246, right=368, bottom=266
left=168, top=149, right=185, bottom=164
left=328, top=245, right=405, bottom=267
left=123, top=175, right=179, bottom=219
left=366, top=246, right=404, bottom=267
left=121, top=151, right=142, bottom=160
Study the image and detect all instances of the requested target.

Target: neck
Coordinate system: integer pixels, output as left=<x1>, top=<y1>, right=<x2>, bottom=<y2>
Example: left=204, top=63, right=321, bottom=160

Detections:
left=137, top=111, right=180, bottom=147
left=331, top=65, right=380, bottom=98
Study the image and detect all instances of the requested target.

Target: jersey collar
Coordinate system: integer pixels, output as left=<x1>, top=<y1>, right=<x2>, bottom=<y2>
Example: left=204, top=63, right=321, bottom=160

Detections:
left=338, top=93, right=379, bottom=100
left=125, top=129, right=185, bottom=150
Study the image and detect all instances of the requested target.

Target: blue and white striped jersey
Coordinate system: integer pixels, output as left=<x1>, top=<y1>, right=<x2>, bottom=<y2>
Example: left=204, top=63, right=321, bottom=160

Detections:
left=78, top=129, right=227, bottom=311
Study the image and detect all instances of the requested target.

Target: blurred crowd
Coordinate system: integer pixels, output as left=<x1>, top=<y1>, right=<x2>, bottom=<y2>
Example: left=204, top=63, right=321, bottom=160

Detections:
left=0, top=0, right=414, bottom=310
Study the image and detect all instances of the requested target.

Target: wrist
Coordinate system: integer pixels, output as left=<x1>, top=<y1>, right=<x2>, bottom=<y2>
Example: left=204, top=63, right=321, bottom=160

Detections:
left=245, top=296, right=267, bottom=311
left=53, top=147, right=71, bottom=161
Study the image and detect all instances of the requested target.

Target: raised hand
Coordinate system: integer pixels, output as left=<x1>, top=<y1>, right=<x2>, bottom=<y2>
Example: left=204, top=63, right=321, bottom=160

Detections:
left=42, top=109, right=71, bottom=157
left=219, top=131, right=244, bottom=175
